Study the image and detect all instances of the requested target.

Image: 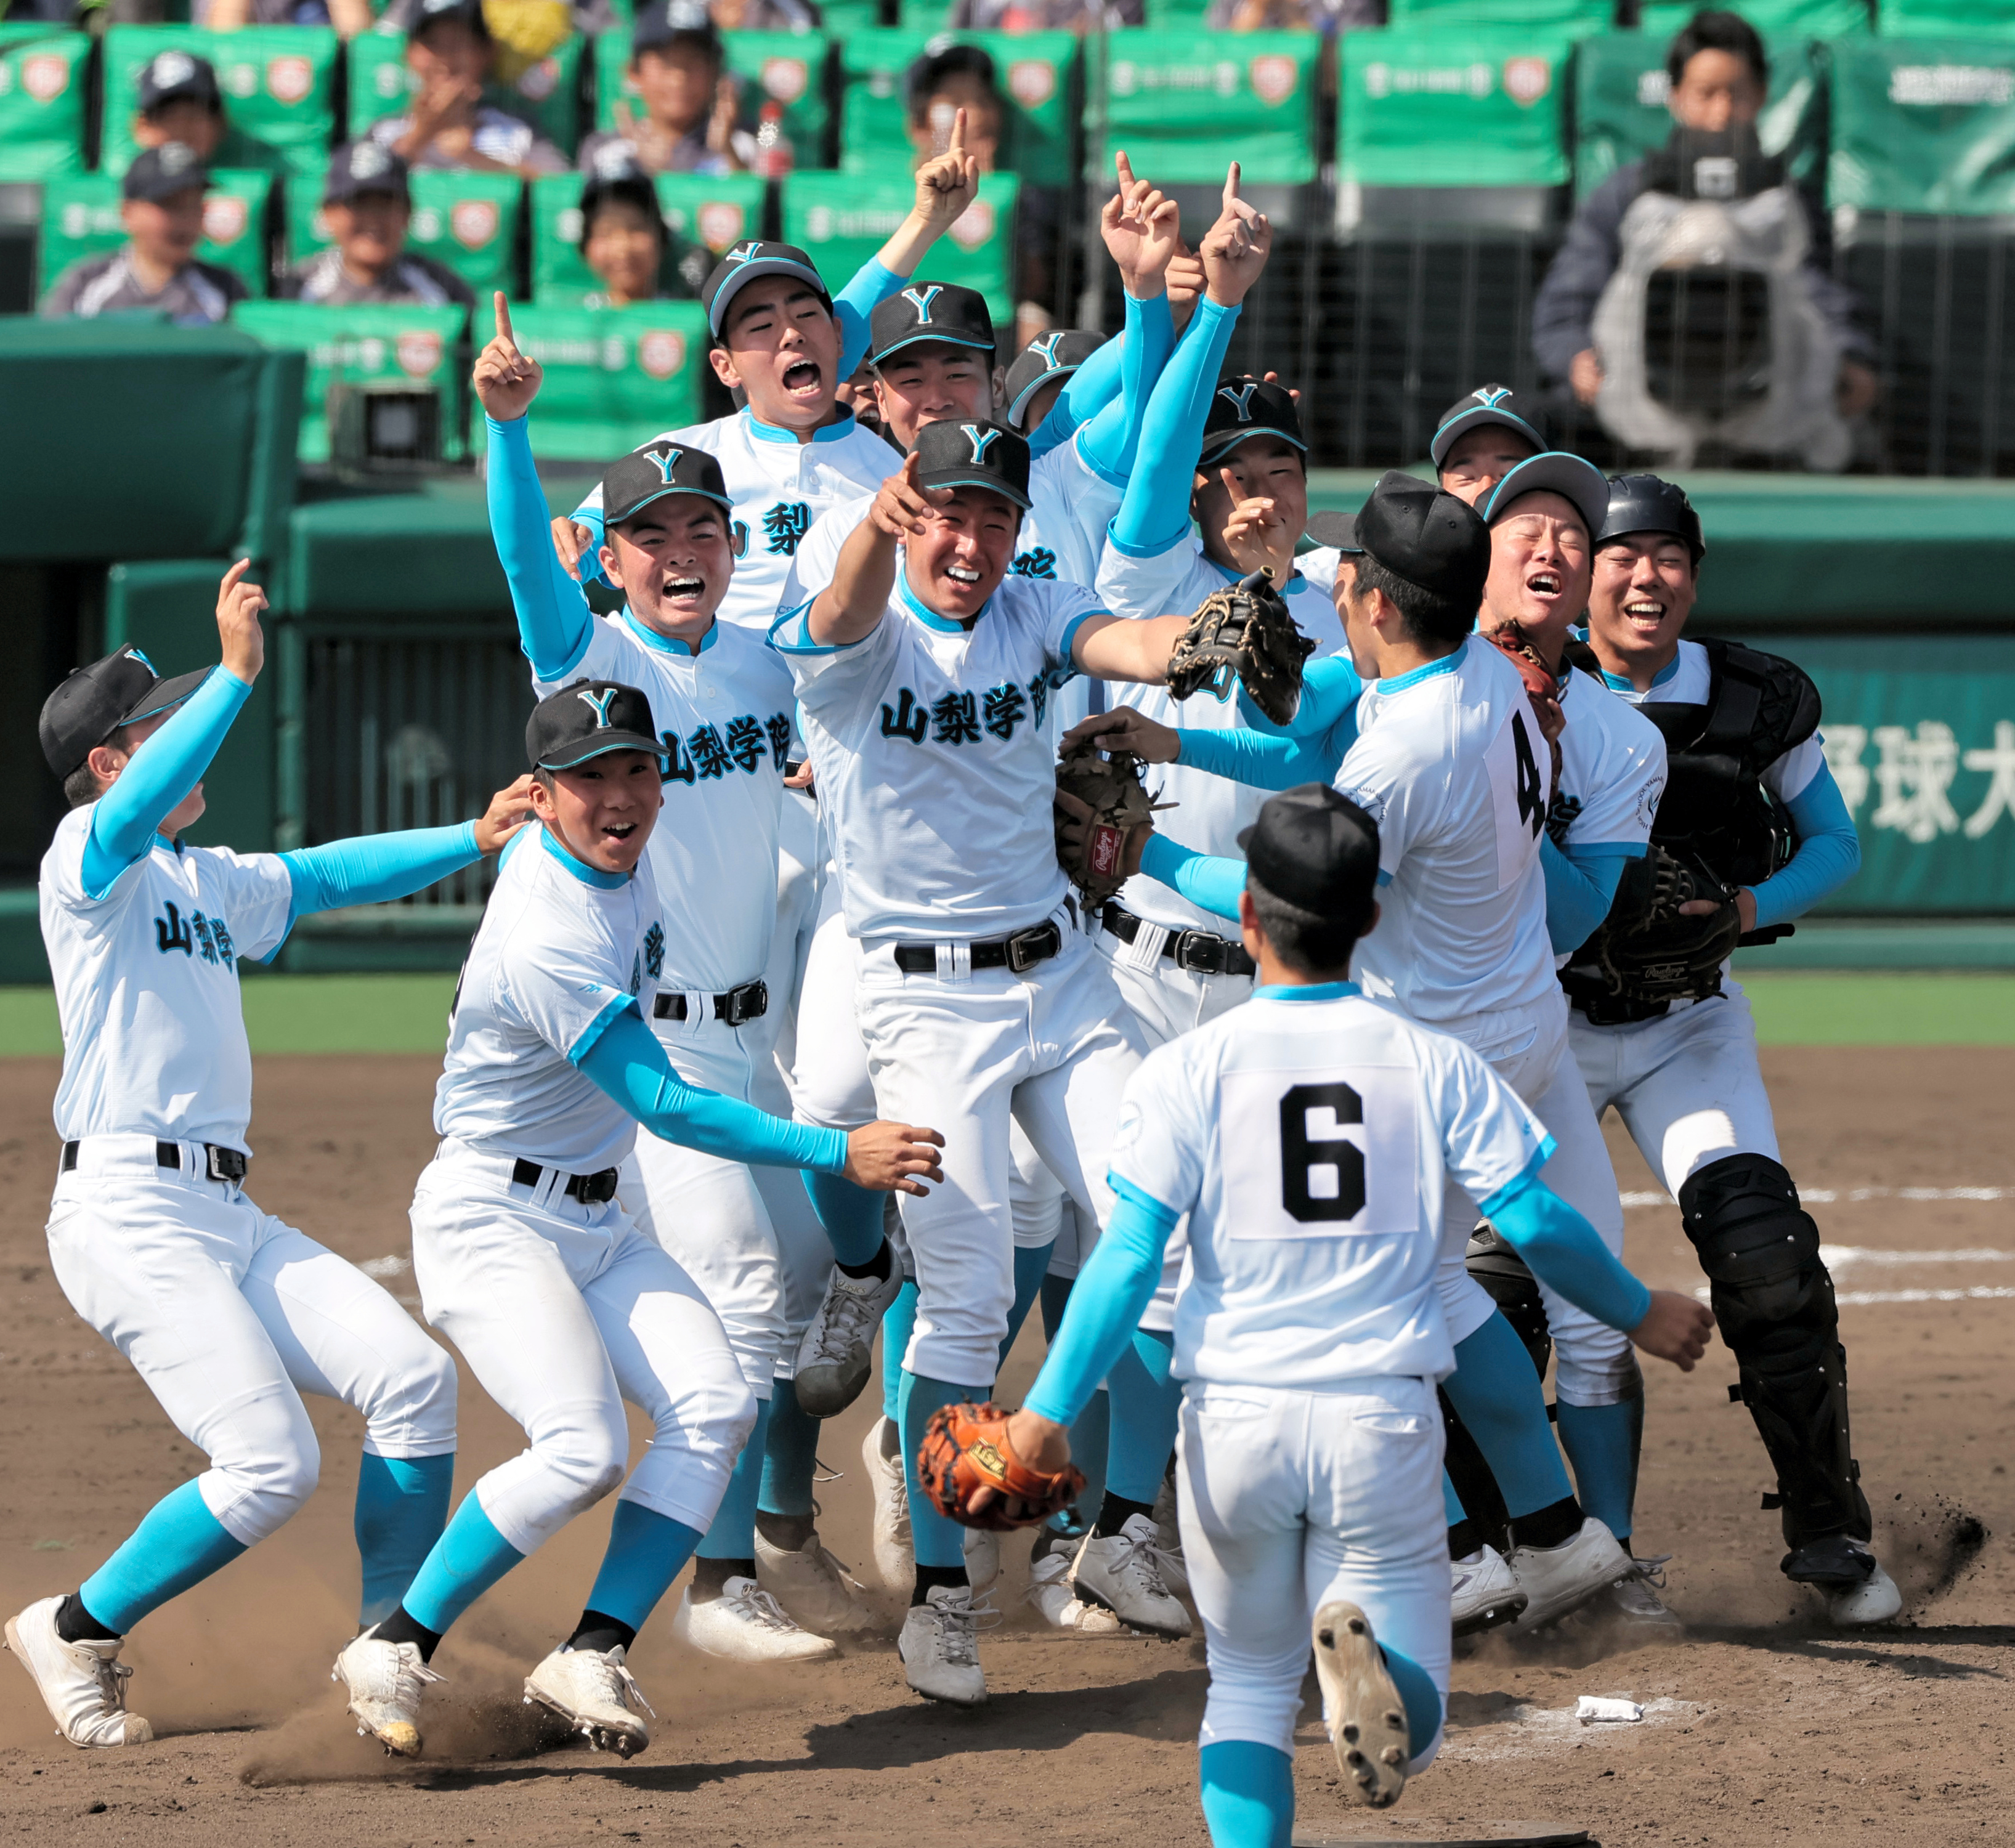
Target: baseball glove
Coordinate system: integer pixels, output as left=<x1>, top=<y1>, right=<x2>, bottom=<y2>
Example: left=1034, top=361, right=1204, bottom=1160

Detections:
left=1572, top=843, right=1745, bottom=1008
left=1485, top=620, right=1563, bottom=805
left=1055, top=740, right=1158, bottom=908
left=916, top=1400, right=1085, bottom=1531
left=1166, top=568, right=1314, bottom=726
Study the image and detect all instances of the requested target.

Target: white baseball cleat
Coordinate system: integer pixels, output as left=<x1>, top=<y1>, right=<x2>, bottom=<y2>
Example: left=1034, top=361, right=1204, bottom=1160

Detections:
left=1150, top=1473, right=1190, bottom=1599
left=333, top=1627, right=441, bottom=1758
left=5, top=1597, right=152, bottom=1749
left=1821, top=1549, right=1904, bottom=1627
left=1507, top=1517, right=1635, bottom=1633
left=1312, top=1600, right=1411, bottom=1810
left=792, top=1263, right=903, bottom=1418
left=1602, top=1556, right=1684, bottom=1630
left=523, top=1643, right=653, bottom=1756
left=862, top=1415, right=915, bottom=1589
left=962, top=1525, right=1002, bottom=1600
left=1026, top=1549, right=1123, bottom=1632
left=755, top=1529, right=876, bottom=1635
left=1450, top=1544, right=1528, bottom=1636
left=898, top=1584, right=989, bottom=1706
left=673, top=1579, right=838, bottom=1662
left=1069, top=1515, right=1191, bottom=1638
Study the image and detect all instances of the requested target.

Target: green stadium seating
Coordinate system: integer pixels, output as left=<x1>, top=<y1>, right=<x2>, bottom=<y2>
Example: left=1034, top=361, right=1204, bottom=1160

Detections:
left=595, top=31, right=831, bottom=169
left=469, top=301, right=710, bottom=460
left=1640, top=0, right=1869, bottom=33
left=1387, top=0, right=1610, bottom=29
left=1339, top=25, right=1573, bottom=190
left=530, top=169, right=764, bottom=304
left=1100, top=30, right=1320, bottom=188
left=1573, top=33, right=1829, bottom=196
left=101, top=26, right=339, bottom=178
left=1830, top=35, right=2015, bottom=214
left=234, top=298, right=469, bottom=462
left=1879, top=2, right=2015, bottom=33
left=838, top=28, right=1079, bottom=188
left=348, top=29, right=585, bottom=158
left=0, top=29, right=87, bottom=182
left=782, top=168, right=1018, bottom=321
left=39, top=168, right=272, bottom=303
left=284, top=163, right=521, bottom=297
left=656, top=171, right=768, bottom=257
left=1141, top=0, right=1211, bottom=22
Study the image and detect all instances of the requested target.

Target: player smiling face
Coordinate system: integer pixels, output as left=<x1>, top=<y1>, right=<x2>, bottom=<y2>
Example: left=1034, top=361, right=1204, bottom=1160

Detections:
left=1482, top=489, right=1592, bottom=647
left=871, top=342, right=997, bottom=451
left=601, top=498, right=734, bottom=639
left=904, top=484, right=1020, bottom=620
left=1438, top=424, right=1539, bottom=507
left=1192, top=437, right=1307, bottom=571
left=708, top=275, right=845, bottom=433
left=530, top=748, right=664, bottom=875
left=1587, top=530, right=1698, bottom=676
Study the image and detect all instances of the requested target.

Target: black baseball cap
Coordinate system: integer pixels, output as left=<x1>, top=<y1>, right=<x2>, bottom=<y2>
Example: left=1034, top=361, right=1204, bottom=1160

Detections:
left=1430, top=384, right=1547, bottom=469
left=578, top=144, right=663, bottom=241
left=1479, top=451, right=1610, bottom=540
left=701, top=239, right=830, bottom=339
left=123, top=141, right=211, bottom=204
left=910, top=416, right=1029, bottom=511
left=1238, top=784, right=1380, bottom=928
left=1340, top=471, right=1492, bottom=606
left=527, top=680, right=665, bottom=771
left=324, top=140, right=410, bottom=205
left=602, top=440, right=734, bottom=527
left=632, top=0, right=722, bottom=57
left=412, top=0, right=490, bottom=37
left=1599, top=472, right=1706, bottom=562
left=868, top=282, right=994, bottom=366
left=137, top=49, right=221, bottom=115
left=1303, top=510, right=1356, bottom=552
left=1199, top=376, right=1305, bottom=468
left=1003, top=328, right=1103, bottom=429
left=41, top=647, right=211, bottom=781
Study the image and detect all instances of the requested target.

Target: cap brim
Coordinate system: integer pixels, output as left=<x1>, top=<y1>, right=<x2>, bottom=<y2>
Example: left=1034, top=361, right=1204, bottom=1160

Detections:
left=1303, top=511, right=1357, bottom=552
left=1005, top=363, right=1079, bottom=425
left=913, top=469, right=1031, bottom=512
left=118, top=667, right=211, bottom=728
left=872, top=330, right=996, bottom=367
left=1481, top=452, right=1609, bottom=540
left=709, top=257, right=829, bottom=334
left=1199, top=425, right=1308, bottom=466
left=1430, top=403, right=1546, bottom=466
left=536, top=732, right=669, bottom=771
left=607, top=483, right=736, bottom=525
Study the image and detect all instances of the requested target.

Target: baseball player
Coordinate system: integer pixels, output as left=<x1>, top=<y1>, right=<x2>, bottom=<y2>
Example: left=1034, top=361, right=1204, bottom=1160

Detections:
left=995, top=785, right=1708, bottom=1843
left=9, top=566, right=528, bottom=1749
left=1004, top=327, right=1108, bottom=442
left=333, top=681, right=942, bottom=1759
left=1561, top=474, right=1893, bottom=1624
left=771, top=413, right=1217, bottom=1704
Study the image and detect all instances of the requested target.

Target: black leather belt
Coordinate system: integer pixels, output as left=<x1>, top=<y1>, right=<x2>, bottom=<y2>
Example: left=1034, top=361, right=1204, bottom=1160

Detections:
left=1101, top=902, right=1255, bottom=978
left=894, top=920, right=1061, bottom=976
left=60, top=1139, right=247, bottom=1183
left=655, top=978, right=768, bottom=1026
left=511, top=1157, right=619, bottom=1204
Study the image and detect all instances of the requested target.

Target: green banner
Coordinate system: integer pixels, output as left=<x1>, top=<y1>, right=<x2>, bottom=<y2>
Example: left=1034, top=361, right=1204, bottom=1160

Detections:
left=0, top=30, right=86, bottom=182
left=1388, top=0, right=1609, bottom=27
left=783, top=169, right=1018, bottom=323
left=1878, top=2, right=2015, bottom=35
left=1830, top=36, right=2015, bottom=215
left=349, top=30, right=583, bottom=155
left=597, top=30, right=829, bottom=167
left=1101, top=30, right=1319, bottom=187
left=41, top=168, right=272, bottom=302
left=102, top=25, right=339, bottom=174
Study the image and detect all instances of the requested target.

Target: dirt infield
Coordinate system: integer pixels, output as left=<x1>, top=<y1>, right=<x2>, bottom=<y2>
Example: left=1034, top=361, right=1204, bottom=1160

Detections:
left=3, top=1048, right=2013, bottom=1848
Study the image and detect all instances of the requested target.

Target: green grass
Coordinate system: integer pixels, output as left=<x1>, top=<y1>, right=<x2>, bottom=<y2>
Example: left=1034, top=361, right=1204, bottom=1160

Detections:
left=4, top=971, right=2014, bottom=1055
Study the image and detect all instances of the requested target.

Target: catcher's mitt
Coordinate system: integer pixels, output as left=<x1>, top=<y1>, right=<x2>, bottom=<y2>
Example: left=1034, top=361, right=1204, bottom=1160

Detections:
left=1055, top=740, right=1158, bottom=907
left=917, top=1401, right=1085, bottom=1531
left=1569, top=843, right=1743, bottom=1011
left=1485, top=620, right=1563, bottom=805
left=1167, top=568, right=1314, bottom=726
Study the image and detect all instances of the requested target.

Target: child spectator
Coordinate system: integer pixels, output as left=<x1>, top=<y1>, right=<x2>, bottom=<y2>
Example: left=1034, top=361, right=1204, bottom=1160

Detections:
left=279, top=142, right=476, bottom=305
left=42, top=144, right=246, bottom=325
left=577, top=0, right=752, bottom=178
left=575, top=147, right=679, bottom=305
left=129, top=49, right=288, bottom=174
left=370, top=0, right=568, bottom=178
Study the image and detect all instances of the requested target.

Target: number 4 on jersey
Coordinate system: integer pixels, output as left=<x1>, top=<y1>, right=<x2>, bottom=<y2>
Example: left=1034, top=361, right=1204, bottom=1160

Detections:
left=1511, top=710, right=1544, bottom=838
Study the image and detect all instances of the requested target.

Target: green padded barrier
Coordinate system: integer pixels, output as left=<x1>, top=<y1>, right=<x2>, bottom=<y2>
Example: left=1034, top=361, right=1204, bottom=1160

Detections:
left=1101, top=30, right=1318, bottom=187
left=1830, top=36, right=2015, bottom=214
left=529, top=169, right=759, bottom=304
left=39, top=167, right=273, bottom=302
left=838, top=28, right=1079, bottom=187
left=1639, top=0, right=1869, bottom=34
left=101, top=25, right=339, bottom=176
left=1340, top=25, right=1573, bottom=188
left=1573, top=33, right=1829, bottom=196
left=0, top=30, right=87, bottom=182
left=347, top=29, right=585, bottom=156
left=782, top=168, right=1018, bottom=320
left=234, top=297, right=469, bottom=462
left=1387, top=0, right=1610, bottom=29
left=595, top=30, right=830, bottom=168
left=1880, top=2, right=2015, bottom=32
left=468, top=301, right=709, bottom=460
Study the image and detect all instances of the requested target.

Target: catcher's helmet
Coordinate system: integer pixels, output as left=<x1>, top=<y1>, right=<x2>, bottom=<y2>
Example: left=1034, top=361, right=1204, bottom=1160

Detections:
left=1597, top=473, right=1705, bottom=562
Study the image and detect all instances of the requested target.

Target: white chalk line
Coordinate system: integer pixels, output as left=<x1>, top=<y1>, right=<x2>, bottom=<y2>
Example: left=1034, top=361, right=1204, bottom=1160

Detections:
left=1623, top=1185, right=2015, bottom=1208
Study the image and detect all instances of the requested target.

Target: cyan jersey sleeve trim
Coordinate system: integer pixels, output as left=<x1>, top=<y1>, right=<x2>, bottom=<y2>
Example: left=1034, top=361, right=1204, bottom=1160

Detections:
left=1139, top=833, right=1244, bottom=921
left=1540, top=836, right=1627, bottom=955
left=578, top=1006, right=850, bottom=1173
left=1750, top=761, right=1860, bottom=931
left=1057, top=607, right=1105, bottom=673
left=488, top=413, right=595, bottom=684
left=1178, top=722, right=1343, bottom=792
left=1075, top=288, right=1177, bottom=486
left=1110, top=296, right=1242, bottom=557
left=277, top=821, right=482, bottom=945
left=1024, top=1177, right=1182, bottom=1427
left=834, top=257, right=902, bottom=378
left=1479, top=1164, right=1652, bottom=1334
left=82, top=668, right=251, bottom=900
left=767, top=601, right=854, bottom=656
left=1029, top=323, right=1127, bottom=458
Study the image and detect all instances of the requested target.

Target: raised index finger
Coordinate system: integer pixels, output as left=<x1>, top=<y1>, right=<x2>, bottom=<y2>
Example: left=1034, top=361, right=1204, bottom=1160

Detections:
left=1222, top=160, right=1241, bottom=213
left=1114, top=148, right=1136, bottom=192
left=493, top=291, right=517, bottom=351
left=946, top=105, right=967, bottom=160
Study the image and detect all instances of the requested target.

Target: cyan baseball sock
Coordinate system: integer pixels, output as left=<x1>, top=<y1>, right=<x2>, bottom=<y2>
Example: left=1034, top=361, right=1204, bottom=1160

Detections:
left=354, top=1453, right=455, bottom=1626
left=1106, top=1324, right=1182, bottom=1506
left=1441, top=1313, right=1573, bottom=1517
left=758, top=1376, right=820, bottom=1531
left=1555, top=1393, right=1644, bottom=1550
left=996, top=1239, right=1055, bottom=1367
left=581, top=1501, right=705, bottom=1638
left=397, top=1490, right=527, bottom=1642
left=1379, top=1643, right=1443, bottom=1761
left=879, top=1280, right=920, bottom=1423
left=1198, top=1740, right=1294, bottom=1848
left=76, top=1478, right=248, bottom=1636
left=695, top=1393, right=772, bottom=1581
left=800, top=1170, right=885, bottom=1270
left=898, top=1368, right=986, bottom=1571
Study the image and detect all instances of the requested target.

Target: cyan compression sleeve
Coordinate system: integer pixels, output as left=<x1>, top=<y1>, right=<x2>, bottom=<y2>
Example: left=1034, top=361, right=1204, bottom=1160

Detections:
left=1178, top=723, right=1341, bottom=792
left=83, top=668, right=251, bottom=895
left=1029, top=325, right=1127, bottom=456
left=1140, top=834, right=1244, bottom=922
left=1109, top=296, right=1242, bottom=556
left=280, top=822, right=481, bottom=925
left=580, top=1006, right=850, bottom=1174
left=834, top=257, right=902, bottom=378
left=1541, top=837, right=1628, bottom=955
left=488, top=413, right=595, bottom=683
left=1243, top=652, right=1363, bottom=740
left=1024, top=1179, right=1179, bottom=1426
left=1480, top=1169, right=1652, bottom=1334
left=1075, top=290, right=1177, bottom=485
left=1750, top=761, right=1861, bottom=931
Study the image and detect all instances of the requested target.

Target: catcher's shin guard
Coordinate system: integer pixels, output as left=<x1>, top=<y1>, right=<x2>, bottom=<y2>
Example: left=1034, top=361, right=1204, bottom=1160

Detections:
left=1466, top=1223, right=1552, bottom=1382
left=1679, top=1154, right=1871, bottom=1554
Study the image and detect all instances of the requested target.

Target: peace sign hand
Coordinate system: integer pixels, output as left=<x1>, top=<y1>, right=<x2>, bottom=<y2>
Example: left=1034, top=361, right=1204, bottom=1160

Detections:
left=472, top=291, right=543, bottom=422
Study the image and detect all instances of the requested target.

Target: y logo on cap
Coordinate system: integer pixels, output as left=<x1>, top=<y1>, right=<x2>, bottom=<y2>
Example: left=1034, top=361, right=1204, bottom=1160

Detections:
left=721, top=241, right=760, bottom=268
left=125, top=647, right=158, bottom=675
left=647, top=446, right=683, bottom=484
left=900, top=285, right=943, bottom=323
left=577, top=687, right=618, bottom=728
left=1215, top=383, right=1260, bottom=423
left=1027, top=331, right=1066, bottom=369
left=960, top=423, right=999, bottom=465
left=1472, top=386, right=1512, bottom=408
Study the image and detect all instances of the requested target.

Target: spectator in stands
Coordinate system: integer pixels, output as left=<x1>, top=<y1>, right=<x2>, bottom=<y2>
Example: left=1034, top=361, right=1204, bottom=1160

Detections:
left=41, top=144, right=245, bottom=325
left=577, top=0, right=753, bottom=178
left=1201, top=0, right=1376, bottom=30
left=199, top=0, right=373, bottom=33
left=278, top=143, right=475, bottom=306
left=378, top=0, right=618, bottom=36
left=946, top=0, right=1141, bottom=29
left=708, top=0, right=822, bottom=30
left=1533, top=7, right=1876, bottom=418
left=370, top=0, right=569, bottom=179
left=128, top=49, right=285, bottom=175
left=572, top=147, right=684, bottom=306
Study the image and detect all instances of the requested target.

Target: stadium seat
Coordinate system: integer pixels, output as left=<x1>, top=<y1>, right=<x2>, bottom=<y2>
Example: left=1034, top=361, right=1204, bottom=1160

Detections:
left=1879, top=2, right=2015, bottom=32
left=783, top=169, right=1020, bottom=322
left=1640, top=0, right=1870, bottom=34
left=284, top=163, right=521, bottom=298
left=594, top=30, right=832, bottom=172
left=839, top=28, right=1080, bottom=188
left=234, top=298, right=469, bottom=462
left=530, top=169, right=765, bottom=304
left=0, top=28, right=87, bottom=182
left=1099, top=29, right=1319, bottom=188
left=101, top=26, right=339, bottom=179
left=1141, top=0, right=1213, bottom=28
left=39, top=168, right=272, bottom=304
left=1386, top=0, right=1610, bottom=28
left=347, top=28, right=585, bottom=158
left=1830, top=34, right=2015, bottom=214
